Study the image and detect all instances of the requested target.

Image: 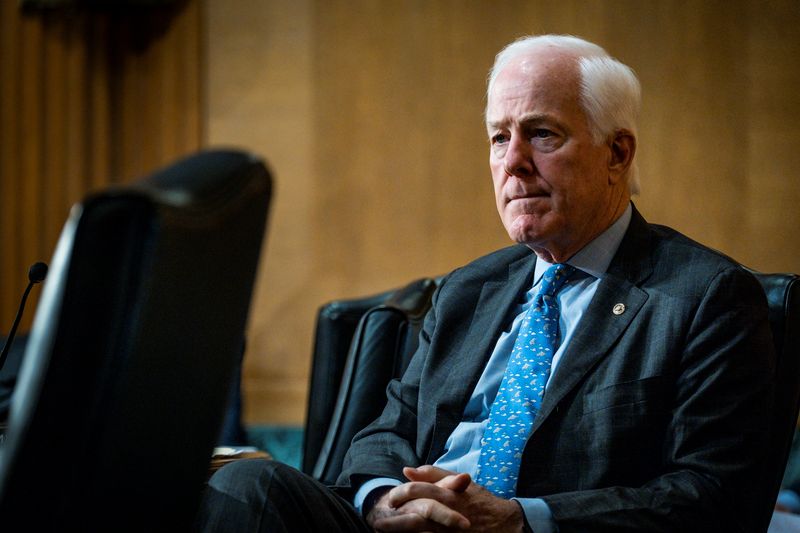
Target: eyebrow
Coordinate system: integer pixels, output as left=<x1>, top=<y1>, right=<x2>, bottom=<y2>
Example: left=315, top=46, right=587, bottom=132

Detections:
left=486, top=112, right=554, bottom=130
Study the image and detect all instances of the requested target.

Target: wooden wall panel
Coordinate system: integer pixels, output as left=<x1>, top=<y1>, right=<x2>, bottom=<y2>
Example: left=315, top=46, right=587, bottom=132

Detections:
left=205, top=0, right=317, bottom=425
left=742, top=0, right=800, bottom=271
left=0, top=2, right=203, bottom=333
left=1, top=2, right=22, bottom=332
left=207, top=0, right=800, bottom=424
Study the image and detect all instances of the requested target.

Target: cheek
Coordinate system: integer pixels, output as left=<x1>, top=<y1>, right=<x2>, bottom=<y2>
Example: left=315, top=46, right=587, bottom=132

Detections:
left=489, top=161, right=507, bottom=199
left=489, top=153, right=502, bottom=177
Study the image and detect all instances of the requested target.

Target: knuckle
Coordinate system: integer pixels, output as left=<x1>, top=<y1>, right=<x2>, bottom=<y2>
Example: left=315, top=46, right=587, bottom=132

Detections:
left=418, top=500, right=434, bottom=518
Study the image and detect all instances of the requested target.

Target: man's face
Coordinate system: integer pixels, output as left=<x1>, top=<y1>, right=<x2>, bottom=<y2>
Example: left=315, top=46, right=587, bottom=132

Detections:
left=487, top=51, right=621, bottom=262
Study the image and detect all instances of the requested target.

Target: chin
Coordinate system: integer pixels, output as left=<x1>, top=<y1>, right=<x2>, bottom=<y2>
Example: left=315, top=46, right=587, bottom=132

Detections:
left=506, top=217, right=546, bottom=245
left=507, top=229, right=543, bottom=247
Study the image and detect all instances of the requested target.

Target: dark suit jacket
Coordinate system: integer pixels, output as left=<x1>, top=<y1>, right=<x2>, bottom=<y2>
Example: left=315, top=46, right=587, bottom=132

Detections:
left=339, top=207, right=775, bottom=532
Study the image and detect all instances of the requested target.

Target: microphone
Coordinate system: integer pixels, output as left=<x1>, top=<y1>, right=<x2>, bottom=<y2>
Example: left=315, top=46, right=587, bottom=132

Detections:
left=0, top=262, right=48, bottom=373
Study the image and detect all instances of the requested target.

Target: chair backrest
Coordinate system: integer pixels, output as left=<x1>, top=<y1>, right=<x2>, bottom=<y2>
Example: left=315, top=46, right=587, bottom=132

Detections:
left=302, top=287, right=399, bottom=475
left=0, top=335, right=28, bottom=427
left=0, top=150, right=271, bottom=532
left=303, top=278, right=437, bottom=485
left=750, top=271, right=800, bottom=532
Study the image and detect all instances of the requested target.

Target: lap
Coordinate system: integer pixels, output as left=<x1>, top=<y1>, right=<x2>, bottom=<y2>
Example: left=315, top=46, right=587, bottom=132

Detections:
left=195, top=459, right=369, bottom=533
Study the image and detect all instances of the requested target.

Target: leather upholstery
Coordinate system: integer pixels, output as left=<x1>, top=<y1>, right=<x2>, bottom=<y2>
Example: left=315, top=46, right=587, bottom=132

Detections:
left=750, top=271, right=800, bottom=531
left=0, top=150, right=271, bottom=531
left=303, top=278, right=437, bottom=485
left=303, top=288, right=397, bottom=475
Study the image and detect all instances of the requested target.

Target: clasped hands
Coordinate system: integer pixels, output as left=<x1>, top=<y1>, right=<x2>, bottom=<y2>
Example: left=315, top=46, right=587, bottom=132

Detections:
left=366, top=465, right=524, bottom=533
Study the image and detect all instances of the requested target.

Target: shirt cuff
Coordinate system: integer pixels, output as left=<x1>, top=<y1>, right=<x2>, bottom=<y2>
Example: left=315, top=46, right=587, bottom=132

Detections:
left=513, top=497, right=558, bottom=533
left=353, top=477, right=402, bottom=518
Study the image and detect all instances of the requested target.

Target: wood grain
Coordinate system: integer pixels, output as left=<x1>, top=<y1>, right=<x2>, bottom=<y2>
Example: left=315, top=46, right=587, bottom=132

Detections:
left=0, top=2, right=203, bottom=333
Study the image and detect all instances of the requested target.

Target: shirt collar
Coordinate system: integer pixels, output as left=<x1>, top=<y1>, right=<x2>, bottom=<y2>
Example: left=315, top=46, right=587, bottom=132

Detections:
left=533, top=202, right=632, bottom=284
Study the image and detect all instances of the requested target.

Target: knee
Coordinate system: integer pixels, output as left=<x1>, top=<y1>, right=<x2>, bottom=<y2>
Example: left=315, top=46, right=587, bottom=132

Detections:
left=200, top=460, right=356, bottom=532
left=207, top=459, right=305, bottom=504
left=208, top=459, right=274, bottom=502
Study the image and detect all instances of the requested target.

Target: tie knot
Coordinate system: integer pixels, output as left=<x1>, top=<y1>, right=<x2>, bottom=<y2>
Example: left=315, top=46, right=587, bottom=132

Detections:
left=539, top=263, right=575, bottom=298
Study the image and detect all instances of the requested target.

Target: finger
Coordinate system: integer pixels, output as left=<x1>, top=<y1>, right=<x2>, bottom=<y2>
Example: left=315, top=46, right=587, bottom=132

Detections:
left=437, top=472, right=472, bottom=493
left=374, top=498, right=470, bottom=531
left=406, top=468, right=471, bottom=492
left=372, top=512, right=437, bottom=532
left=419, top=500, right=470, bottom=530
left=388, top=479, right=468, bottom=509
left=387, top=481, right=443, bottom=508
left=403, top=465, right=455, bottom=483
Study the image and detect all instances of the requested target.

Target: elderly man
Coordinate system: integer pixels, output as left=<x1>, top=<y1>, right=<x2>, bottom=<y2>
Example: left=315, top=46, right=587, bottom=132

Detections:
left=197, top=35, right=774, bottom=533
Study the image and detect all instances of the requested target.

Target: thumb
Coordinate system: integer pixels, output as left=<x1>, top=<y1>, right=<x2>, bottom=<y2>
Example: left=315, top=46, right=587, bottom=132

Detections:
left=438, top=472, right=472, bottom=492
left=403, top=465, right=454, bottom=483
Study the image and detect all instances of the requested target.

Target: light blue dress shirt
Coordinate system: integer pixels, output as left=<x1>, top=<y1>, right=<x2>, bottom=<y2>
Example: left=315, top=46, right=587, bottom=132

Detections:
left=354, top=205, right=632, bottom=532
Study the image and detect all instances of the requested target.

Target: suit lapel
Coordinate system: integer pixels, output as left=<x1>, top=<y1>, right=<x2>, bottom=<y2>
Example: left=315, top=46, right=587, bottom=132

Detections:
left=429, top=249, right=536, bottom=458
left=531, top=207, right=655, bottom=432
left=449, top=250, right=536, bottom=410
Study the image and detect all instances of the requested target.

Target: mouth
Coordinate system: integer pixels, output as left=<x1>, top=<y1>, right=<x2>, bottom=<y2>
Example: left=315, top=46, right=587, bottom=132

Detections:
left=507, top=192, right=549, bottom=203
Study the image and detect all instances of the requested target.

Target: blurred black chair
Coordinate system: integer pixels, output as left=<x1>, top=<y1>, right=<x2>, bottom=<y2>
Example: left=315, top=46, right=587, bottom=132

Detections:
left=2, top=337, right=246, bottom=446
left=0, top=150, right=271, bottom=532
left=302, top=277, right=437, bottom=485
left=217, top=338, right=248, bottom=446
left=750, top=271, right=800, bottom=532
left=0, top=335, right=28, bottom=429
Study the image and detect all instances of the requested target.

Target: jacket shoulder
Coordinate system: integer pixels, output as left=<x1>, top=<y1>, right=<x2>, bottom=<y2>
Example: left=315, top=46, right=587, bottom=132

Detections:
left=446, top=244, right=532, bottom=282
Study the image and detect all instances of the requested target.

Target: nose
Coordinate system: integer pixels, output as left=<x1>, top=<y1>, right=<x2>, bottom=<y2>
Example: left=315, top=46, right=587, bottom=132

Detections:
left=503, top=135, right=534, bottom=178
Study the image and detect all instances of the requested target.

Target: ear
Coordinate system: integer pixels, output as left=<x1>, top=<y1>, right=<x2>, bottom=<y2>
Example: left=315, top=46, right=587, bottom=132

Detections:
left=608, top=130, right=636, bottom=184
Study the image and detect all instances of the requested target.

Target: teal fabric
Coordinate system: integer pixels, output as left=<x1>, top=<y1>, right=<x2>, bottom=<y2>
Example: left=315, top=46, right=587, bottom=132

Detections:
left=247, top=425, right=303, bottom=469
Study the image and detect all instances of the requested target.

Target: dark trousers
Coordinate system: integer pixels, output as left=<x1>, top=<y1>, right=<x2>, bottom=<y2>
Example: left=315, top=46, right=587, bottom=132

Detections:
left=195, top=459, right=371, bottom=533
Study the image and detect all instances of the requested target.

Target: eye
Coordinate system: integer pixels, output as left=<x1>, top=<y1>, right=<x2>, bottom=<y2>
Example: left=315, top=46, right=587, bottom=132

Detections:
left=532, top=129, right=553, bottom=139
left=491, top=133, right=509, bottom=145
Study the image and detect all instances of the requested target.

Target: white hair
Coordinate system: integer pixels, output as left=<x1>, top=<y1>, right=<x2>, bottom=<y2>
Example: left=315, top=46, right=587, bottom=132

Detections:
left=487, top=35, right=642, bottom=194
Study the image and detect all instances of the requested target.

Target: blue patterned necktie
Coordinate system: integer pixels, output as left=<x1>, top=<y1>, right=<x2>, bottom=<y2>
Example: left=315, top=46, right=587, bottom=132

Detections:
left=475, top=263, right=575, bottom=497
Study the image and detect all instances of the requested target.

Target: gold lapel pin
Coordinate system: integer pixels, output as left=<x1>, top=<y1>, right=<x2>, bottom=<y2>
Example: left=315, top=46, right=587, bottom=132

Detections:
left=612, top=303, right=626, bottom=315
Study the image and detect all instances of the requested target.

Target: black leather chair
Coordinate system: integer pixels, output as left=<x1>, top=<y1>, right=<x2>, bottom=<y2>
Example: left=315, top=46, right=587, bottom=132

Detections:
left=0, top=150, right=271, bottom=532
left=304, top=269, right=800, bottom=531
left=302, top=277, right=437, bottom=485
left=0, top=335, right=28, bottom=427
left=750, top=271, right=800, bottom=531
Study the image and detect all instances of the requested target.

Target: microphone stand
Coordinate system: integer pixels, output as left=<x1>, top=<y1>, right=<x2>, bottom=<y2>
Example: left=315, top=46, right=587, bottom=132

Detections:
left=0, top=262, right=48, bottom=373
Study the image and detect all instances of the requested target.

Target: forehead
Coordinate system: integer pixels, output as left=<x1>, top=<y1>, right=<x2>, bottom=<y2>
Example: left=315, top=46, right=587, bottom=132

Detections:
left=486, top=52, right=584, bottom=129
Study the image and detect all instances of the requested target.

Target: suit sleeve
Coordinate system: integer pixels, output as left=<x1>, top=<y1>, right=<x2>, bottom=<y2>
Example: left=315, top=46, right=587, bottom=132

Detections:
left=541, top=266, right=775, bottom=533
